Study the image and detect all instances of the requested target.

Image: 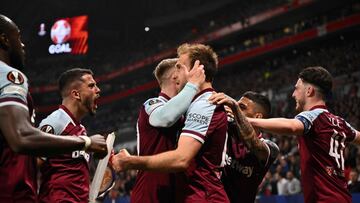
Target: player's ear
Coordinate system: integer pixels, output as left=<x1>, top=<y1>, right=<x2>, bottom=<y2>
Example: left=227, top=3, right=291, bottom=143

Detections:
left=0, top=33, right=10, bottom=50
left=71, top=89, right=81, bottom=100
left=307, top=85, right=316, bottom=97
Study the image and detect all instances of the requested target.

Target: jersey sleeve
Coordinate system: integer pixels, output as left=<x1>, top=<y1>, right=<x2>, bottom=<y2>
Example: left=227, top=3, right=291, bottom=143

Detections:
left=344, top=121, right=357, bottom=142
left=295, top=109, right=326, bottom=135
left=148, top=83, right=198, bottom=127
left=262, top=139, right=280, bottom=168
left=144, top=97, right=166, bottom=116
left=181, top=97, right=216, bottom=144
left=39, top=113, right=66, bottom=135
left=0, top=68, right=29, bottom=111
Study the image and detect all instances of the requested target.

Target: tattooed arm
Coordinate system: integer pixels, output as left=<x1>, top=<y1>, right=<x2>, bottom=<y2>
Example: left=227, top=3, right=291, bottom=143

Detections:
left=209, top=93, right=270, bottom=162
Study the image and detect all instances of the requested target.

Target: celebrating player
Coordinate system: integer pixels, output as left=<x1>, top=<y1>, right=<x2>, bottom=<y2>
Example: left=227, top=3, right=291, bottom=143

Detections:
left=0, top=14, right=107, bottom=202
left=209, top=91, right=279, bottom=203
left=112, top=43, right=229, bottom=203
left=248, top=66, right=360, bottom=203
left=38, top=68, right=101, bottom=203
left=130, top=57, right=205, bottom=203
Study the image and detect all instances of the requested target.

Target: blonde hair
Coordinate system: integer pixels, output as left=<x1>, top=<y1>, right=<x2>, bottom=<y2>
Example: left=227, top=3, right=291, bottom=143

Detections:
left=153, top=58, right=178, bottom=87
left=177, top=43, right=218, bottom=82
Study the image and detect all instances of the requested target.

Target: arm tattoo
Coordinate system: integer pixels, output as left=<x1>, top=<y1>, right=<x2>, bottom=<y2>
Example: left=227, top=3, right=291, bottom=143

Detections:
left=230, top=103, right=268, bottom=160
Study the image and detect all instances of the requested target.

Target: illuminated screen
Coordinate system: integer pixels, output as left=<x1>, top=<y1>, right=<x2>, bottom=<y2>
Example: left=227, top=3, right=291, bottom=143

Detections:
left=36, top=15, right=88, bottom=55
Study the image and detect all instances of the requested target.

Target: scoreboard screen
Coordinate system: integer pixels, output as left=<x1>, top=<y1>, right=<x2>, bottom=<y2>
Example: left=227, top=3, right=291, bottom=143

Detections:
left=36, top=15, right=88, bottom=55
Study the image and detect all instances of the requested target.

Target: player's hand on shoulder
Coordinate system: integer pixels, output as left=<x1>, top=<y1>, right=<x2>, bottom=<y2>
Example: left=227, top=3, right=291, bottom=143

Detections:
left=111, top=148, right=130, bottom=172
left=208, top=92, right=237, bottom=108
left=187, top=60, right=205, bottom=87
left=88, top=134, right=108, bottom=159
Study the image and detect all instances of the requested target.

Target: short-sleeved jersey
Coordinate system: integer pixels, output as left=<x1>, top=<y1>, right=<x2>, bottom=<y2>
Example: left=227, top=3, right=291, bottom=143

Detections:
left=222, top=123, right=279, bottom=203
left=38, top=105, right=90, bottom=203
left=176, top=88, right=229, bottom=203
left=295, top=105, right=356, bottom=203
left=131, top=93, right=182, bottom=203
left=0, top=61, right=38, bottom=202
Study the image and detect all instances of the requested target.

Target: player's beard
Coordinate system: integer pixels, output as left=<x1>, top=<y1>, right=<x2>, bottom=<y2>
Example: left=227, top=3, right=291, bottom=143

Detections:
left=295, top=99, right=305, bottom=113
left=84, top=97, right=96, bottom=116
left=9, top=49, right=25, bottom=70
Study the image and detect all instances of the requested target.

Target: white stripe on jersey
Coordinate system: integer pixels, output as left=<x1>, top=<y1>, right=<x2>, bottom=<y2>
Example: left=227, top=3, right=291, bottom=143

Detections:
left=0, top=101, right=28, bottom=111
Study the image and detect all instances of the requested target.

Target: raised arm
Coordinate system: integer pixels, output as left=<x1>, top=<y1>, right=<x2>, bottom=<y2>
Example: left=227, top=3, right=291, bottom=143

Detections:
left=111, top=136, right=201, bottom=172
left=149, top=60, right=205, bottom=127
left=0, top=105, right=107, bottom=157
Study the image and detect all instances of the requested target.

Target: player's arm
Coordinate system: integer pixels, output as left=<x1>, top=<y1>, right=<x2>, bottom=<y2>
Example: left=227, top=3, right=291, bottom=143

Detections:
left=248, top=117, right=304, bottom=136
left=0, top=105, right=107, bottom=157
left=209, top=93, right=269, bottom=161
left=111, top=136, right=201, bottom=172
left=351, top=130, right=360, bottom=145
left=149, top=60, right=205, bottom=127
left=149, top=83, right=198, bottom=127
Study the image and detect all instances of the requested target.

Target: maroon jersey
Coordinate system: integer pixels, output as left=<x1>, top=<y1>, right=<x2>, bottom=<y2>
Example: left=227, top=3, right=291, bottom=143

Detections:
left=0, top=61, right=37, bottom=202
left=131, top=93, right=181, bottom=203
left=222, top=123, right=279, bottom=203
left=176, top=88, right=229, bottom=203
left=38, top=105, right=90, bottom=203
left=295, top=105, right=357, bottom=203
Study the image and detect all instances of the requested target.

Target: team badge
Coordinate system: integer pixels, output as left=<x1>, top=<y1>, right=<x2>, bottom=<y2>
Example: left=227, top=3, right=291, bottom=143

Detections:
left=40, top=125, right=55, bottom=134
left=149, top=99, right=161, bottom=105
left=7, top=71, right=24, bottom=85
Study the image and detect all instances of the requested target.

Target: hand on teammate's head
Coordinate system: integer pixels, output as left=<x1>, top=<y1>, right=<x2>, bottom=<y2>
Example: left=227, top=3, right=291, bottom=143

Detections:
left=187, top=60, right=205, bottom=87
left=88, top=134, right=108, bottom=159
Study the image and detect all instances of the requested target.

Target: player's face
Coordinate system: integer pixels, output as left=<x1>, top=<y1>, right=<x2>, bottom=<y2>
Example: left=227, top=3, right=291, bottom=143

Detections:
left=7, top=25, right=26, bottom=70
left=292, top=78, right=306, bottom=113
left=238, top=97, right=257, bottom=118
left=78, top=74, right=101, bottom=116
left=174, top=53, right=191, bottom=93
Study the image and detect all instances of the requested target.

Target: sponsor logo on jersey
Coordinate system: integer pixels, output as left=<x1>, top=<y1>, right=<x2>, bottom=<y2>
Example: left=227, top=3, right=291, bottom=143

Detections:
left=40, top=125, right=55, bottom=134
left=7, top=71, right=24, bottom=85
left=187, top=113, right=210, bottom=125
left=225, top=154, right=254, bottom=177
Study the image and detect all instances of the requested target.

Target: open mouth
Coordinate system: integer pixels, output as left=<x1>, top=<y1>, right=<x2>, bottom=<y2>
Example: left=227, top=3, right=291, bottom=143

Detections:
left=94, top=98, right=98, bottom=109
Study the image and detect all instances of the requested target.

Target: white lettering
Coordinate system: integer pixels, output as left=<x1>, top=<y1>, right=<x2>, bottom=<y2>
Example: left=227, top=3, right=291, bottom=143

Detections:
left=48, top=43, right=72, bottom=54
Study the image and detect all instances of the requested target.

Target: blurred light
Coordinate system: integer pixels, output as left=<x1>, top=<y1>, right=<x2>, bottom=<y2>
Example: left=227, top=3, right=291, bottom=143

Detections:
left=38, top=23, right=46, bottom=36
left=144, top=26, right=150, bottom=32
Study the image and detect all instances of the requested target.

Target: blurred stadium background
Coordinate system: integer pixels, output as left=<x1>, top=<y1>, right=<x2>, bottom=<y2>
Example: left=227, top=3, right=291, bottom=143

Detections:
left=3, top=0, right=360, bottom=202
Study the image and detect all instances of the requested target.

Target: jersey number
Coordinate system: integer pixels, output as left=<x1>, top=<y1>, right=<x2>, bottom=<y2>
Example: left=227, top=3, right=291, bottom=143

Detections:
left=329, top=129, right=346, bottom=170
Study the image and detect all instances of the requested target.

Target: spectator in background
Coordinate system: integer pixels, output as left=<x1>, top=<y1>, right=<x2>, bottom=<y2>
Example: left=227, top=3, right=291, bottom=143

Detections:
left=348, top=170, right=360, bottom=193
left=286, top=171, right=301, bottom=195
left=276, top=172, right=288, bottom=195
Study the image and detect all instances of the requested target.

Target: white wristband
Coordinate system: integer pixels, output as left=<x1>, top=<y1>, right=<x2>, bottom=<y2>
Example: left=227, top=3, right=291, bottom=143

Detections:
left=79, top=136, right=91, bottom=151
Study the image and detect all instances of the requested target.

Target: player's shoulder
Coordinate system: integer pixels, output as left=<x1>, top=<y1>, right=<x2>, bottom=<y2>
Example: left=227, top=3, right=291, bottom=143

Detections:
left=39, top=108, right=72, bottom=134
left=0, top=61, right=28, bottom=89
left=143, top=96, right=166, bottom=106
left=262, top=139, right=279, bottom=154
left=143, top=95, right=168, bottom=115
left=295, top=108, right=328, bottom=123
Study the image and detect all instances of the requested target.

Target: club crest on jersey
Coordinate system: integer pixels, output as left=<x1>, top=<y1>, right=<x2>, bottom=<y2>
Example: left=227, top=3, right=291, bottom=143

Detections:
left=7, top=71, right=24, bottom=85
left=40, top=125, right=55, bottom=134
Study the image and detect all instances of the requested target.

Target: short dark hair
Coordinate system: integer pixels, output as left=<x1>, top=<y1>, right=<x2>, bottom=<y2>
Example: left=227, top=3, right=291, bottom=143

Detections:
left=58, top=68, right=93, bottom=98
left=177, top=43, right=218, bottom=82
left=242, top=91, right=271, bottom=118
left=298, top=66, right=333, bottom=99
